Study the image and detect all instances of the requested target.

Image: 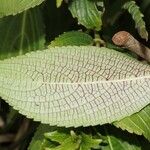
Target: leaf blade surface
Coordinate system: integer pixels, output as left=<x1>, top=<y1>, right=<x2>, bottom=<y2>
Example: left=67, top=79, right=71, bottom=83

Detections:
left=0, top=0, right=45, bottom=18
left=0, top=46, right=150, bottom=127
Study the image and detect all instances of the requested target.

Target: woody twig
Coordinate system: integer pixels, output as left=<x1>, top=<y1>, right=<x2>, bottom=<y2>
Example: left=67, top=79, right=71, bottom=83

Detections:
left=112, top=31, right=150, bottom=62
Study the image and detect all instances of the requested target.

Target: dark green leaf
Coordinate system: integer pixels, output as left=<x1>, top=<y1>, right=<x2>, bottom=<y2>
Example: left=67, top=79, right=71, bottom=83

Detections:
left=69, top=0, right=102, bottom=31
left=114, top=105, right=150, bottom=142
left=0, top=0, right=45, bottom=18
left=28, top=125, right=56, bottom=150
left=123, top=1, right=148, bottom=40
left=101, top=126, right=141, bottom=150
left=0, top=7, right=45, bottom=60
left=48, top=31, right=93, bottom=47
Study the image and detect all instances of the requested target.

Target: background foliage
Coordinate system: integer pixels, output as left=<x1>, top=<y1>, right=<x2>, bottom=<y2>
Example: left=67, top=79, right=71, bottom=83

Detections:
left=0, top=0, right=150, bottom=149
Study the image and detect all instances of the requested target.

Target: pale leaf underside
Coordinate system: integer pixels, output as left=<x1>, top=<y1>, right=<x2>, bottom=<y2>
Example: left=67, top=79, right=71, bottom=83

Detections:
left=0, top=46, right=150, bottom=127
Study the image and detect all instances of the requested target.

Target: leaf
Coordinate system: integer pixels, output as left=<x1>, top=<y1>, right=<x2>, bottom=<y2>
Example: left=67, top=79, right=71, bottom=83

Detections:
left=45, top=130, right=70, bottom=144
left=69, top=0, right=102, bottom=31
left=0, top=0, right=45, bottom=18
left=48, top=31, right=93, bottom=47
left=114, top=105, right=150, bottom=142
left=45, top=131, right=80, bottom=150
left=123, top=1, right=148, bottom=41
left=0, top=46, right=150, bottom=127
left=0, top=7, right=45, bottom=60
left=102, top=136, right=140, bottom=150
left=28, top=124, right=56, bottom=150
left=46, top=136, right=80, bottom=150
left=45, top=130, right=101, bottom=150
left=80, top=133, right=101, bottom=150
left=29, top=126, right=102, bottom=150
left=56, top=0, right=63, bottom=8
left=101, top=127, right=141, bottom=150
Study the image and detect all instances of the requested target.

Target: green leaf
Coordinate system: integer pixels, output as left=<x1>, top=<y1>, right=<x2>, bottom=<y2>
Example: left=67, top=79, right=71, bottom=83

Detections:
left=28, top=125, right=56, bottom=150
left=0, top=0, right=45, bottom=18
left=101, top=127, right=141, bottom=150
left=48, top=31, right=93, bottom=47
left=69, top=0, right=102, bottom=31
left=102, top=136, right=140, bottom=150
left=114, top=105, right=150, bottom=142
left=45, top=131, right=70, bottom=144
left=80, top=133, right=101, bottom=150
left=45, top=130, right=80, bottom=150
left=0, top=7, right=45, bottom=60
left=46, top=136, right=80, bottom=150
left=44, top=130, right=101, bottom=150
left=56, top=0, right=63, bottom=8
left=123, top=1, right=148, bottom=40
left=0, top=46, right=150, bottom=127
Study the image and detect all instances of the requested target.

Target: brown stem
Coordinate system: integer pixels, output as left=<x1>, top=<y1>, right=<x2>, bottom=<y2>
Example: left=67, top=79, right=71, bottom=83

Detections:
left=112, top=31, right=150, bottom=62
left=0, top=134, right=15, bottom=143
left=14, top=118, right=30, bottom=142
left=0, top=117, right=4, bottom=128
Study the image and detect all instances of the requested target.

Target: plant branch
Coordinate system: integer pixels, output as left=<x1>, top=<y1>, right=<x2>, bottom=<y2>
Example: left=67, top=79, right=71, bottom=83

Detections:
left=112, top=31, right=150, bottom=62
left=0, top=134, right=15, bottom=143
